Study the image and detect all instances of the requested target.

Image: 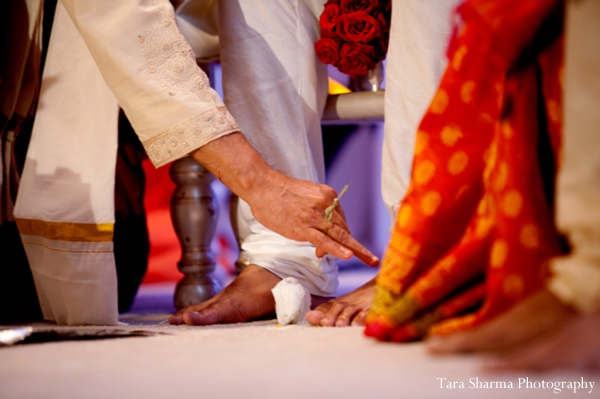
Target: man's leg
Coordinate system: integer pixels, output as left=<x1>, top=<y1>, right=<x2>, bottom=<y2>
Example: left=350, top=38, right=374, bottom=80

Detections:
left=306, top=0, right=461, bottom=327
left=170, top=0, right=336, bottom=325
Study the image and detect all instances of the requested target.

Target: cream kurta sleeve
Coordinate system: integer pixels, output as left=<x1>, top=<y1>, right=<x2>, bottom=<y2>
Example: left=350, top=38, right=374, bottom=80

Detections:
left=59, top=0, right=240, bottom=168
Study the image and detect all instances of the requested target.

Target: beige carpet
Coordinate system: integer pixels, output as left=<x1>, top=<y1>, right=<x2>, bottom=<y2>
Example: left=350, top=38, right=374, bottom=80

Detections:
left=1, top=317, right=596, bottom=399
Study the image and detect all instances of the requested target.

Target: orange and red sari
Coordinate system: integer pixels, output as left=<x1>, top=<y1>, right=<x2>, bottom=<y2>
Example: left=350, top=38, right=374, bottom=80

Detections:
left=365, top=0, right=566, bottom=341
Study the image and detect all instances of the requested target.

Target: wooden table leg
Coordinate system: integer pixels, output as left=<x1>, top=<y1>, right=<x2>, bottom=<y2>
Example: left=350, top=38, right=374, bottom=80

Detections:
left=169, top=156, right=220, bottom=310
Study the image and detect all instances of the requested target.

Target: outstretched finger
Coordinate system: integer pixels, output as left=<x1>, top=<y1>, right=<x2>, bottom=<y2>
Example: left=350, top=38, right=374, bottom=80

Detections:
left=325, top=223, right=379, bottom=266
left=330, top=208, right=350, bottom=234
left=315, top=205, right=350, bottom=259
left=307, top=228, right=353, bottom=260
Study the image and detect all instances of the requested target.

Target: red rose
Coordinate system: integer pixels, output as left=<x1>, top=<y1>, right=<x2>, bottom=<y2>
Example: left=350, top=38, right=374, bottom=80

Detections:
left=320, top=4, right=340, bottom=38
left=324, top=0, right=340, bottom=5
left=377, top=33, right=389, bottom=54
left=340, top=0, right=379, bottom=13
left=376, top=12, right=390, bottom=52
left=338, top=42, right=377, bottom=77
left=376, top=11, right=390, bottom=33
left=315, top=37, right=342, bottom=66
left=336, top=11, right=381, bottom=44
left=381, top=0, right=392, bottom=13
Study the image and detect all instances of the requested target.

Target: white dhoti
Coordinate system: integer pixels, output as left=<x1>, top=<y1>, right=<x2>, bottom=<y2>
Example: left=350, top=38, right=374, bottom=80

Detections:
left=208, top=0, right=462, bottom=294
left=14, top=0, right=240, bottom=325
left=14, top=3, right=121, bottom=325
left=217, top=0, right=338, bottom=296
left=547, top=0, right=600, bottom=314
left=382, top=0, right=462, bottom=224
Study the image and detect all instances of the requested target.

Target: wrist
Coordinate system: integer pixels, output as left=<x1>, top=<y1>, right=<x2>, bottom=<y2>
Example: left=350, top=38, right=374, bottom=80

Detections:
left=189, top=132, right=281, bottom=203
left=235, top=154, right=281, bottom=203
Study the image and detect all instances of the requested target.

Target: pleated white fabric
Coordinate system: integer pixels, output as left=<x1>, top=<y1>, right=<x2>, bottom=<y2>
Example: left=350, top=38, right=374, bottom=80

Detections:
left=216, top=0, right=338, bottom=296
left=548, top=0, right=600, bottom=314
left=14, top=0, right=240, bottom=325
left=382, top=0, right=462, bottom=225
left=14, top=2, right=120, bottom=325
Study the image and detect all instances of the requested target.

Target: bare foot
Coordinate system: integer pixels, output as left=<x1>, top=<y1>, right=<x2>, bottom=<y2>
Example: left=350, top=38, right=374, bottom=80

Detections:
left=427, top=289, right=578, bottom=353
left=484, top=312, right=600, bottom=371
left=168, top=265, right=281, bottom=325
left=305, top=278, right=376, bottom=327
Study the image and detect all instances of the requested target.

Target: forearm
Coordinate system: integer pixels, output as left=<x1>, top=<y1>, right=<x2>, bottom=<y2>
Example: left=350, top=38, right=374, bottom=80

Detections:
left=191, top=132, right=378, bottom=265
left=189, top=132, right=280, bottom=203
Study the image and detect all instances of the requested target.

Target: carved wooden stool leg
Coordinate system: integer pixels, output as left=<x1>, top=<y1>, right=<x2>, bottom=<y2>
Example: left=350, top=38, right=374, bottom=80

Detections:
left=170, top=156, right=220, bottom=309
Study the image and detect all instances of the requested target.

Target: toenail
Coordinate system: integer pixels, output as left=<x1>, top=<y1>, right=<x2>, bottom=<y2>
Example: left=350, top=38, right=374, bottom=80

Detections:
left=186, top=311, right=201, bottom=324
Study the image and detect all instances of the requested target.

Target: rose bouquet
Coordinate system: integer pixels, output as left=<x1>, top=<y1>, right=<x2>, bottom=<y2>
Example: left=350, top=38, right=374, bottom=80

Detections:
left=315, top=0, right=391, bottom=78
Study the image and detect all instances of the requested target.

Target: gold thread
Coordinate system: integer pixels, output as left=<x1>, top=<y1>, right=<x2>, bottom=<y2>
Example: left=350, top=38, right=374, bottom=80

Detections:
left=16, top=218, right=114, bottom=242
left=323, top=184, right=349, bottom=234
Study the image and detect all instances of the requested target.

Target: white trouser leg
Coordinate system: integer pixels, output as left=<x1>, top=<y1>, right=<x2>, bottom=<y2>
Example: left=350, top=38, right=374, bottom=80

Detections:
left=218, top=0, right=337, bottom=296
left=382, top=0, right=461, bottom=226
left=547, top=0, right=600, bottom=314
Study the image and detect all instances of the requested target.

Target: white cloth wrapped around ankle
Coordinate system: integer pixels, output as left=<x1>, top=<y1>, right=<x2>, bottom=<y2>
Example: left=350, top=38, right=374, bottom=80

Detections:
left=271, top=278, right=311, bottom=326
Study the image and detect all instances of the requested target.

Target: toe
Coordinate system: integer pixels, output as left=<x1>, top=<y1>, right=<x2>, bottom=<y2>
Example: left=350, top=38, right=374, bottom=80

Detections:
left=351, top=309, right=369, bottom=326
left=335, top=306, right=360, bottom=327
left=181, top=311, right=202, bottom=326
left=168, top=314, right=183, bottom=325
left=182, top=308, right=220, bottom=326
left=173, top=299, right=214, bottom=317
left=320, top=302, right=348, bottom=327
left=306, top=310, right=325, bottom=326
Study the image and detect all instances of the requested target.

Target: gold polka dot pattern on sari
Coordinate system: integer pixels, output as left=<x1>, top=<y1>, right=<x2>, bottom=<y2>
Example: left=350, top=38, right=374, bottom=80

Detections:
left=440, top=124, right=463, bottom=146
left=447, top=151, right=469, bottom=175
left=420, top=191, right=442, bottom=216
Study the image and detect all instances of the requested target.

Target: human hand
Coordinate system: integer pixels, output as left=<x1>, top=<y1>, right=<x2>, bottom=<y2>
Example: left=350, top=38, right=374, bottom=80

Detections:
left=246, top=173, right=379, bottom=266
left=191, top=132, right=379, bottom=266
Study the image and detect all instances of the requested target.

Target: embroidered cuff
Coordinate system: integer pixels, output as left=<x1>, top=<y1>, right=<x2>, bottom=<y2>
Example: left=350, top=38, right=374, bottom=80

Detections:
left=143, top=106, right=239, bottom=168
